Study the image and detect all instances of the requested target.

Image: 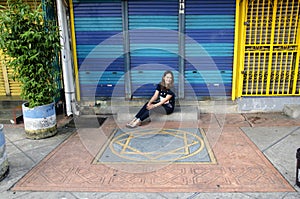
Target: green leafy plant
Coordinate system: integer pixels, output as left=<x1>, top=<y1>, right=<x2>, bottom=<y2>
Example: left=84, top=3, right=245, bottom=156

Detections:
left=0, top=0, right=61, bottom=108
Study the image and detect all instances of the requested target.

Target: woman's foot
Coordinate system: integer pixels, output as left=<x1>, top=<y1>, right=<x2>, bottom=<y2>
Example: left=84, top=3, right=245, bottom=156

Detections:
left=128, top=118, right=141, bottom=128
left=126, top=118, right=137, bottom=127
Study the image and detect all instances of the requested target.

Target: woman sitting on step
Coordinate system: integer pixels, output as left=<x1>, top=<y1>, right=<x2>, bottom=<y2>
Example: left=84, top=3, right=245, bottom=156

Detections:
left=126, top=70, right=176, bottom=128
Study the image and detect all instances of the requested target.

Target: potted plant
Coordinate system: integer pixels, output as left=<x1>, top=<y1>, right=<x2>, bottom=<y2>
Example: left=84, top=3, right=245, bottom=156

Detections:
left=0, top=0, right=61, bottom=139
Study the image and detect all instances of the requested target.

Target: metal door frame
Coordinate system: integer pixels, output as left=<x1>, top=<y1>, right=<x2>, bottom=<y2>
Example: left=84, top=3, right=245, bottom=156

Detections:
left=232, top=0, right=300, bottom=100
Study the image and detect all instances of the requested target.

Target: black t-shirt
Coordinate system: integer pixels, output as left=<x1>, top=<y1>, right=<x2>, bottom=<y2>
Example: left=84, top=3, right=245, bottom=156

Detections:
left=156, top=84, right=175, bottom=109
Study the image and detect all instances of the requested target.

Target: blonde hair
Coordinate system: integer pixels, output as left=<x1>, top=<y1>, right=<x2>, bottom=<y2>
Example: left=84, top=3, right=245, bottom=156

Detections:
left=160, top=70, right=174, bottom=89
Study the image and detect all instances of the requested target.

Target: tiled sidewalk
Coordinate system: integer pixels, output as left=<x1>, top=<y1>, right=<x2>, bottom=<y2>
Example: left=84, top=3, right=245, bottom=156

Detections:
left=0, top=113, right=300, bottom=198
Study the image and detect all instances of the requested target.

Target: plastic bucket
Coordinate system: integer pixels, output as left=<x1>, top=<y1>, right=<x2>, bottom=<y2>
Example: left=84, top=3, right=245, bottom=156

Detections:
left=22, top=102, right=57, bottom=139
left=296, top=148, right=300, bottom=187
left=0, top=124, right=9, bottom=181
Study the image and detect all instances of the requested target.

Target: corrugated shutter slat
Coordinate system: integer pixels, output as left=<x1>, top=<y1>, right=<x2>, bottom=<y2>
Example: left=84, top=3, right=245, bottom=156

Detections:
left=74, top=1, right=124, bottom=98
left=185, top=0, right=235, bottom=97
left=128, top=0, right=179, bottom=97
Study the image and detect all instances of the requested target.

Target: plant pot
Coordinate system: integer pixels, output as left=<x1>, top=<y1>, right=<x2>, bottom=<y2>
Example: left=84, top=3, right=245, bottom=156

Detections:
left=0, top=124, right=9, bottom=181
left=22, top=102, right=57, bottom=139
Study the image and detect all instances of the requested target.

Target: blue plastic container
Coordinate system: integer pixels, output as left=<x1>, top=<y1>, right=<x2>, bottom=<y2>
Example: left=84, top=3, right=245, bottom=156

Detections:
left=0, top=124, right=9, bottom=181
left=22, top=102, right=57, bottom=139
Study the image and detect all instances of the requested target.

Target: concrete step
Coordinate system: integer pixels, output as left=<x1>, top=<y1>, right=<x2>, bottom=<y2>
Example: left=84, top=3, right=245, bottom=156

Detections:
left=283, top=104, right=300, bottom=118
left=115, top=106, right=198, bottom=122
left=79, top=100, right=239, bottom=115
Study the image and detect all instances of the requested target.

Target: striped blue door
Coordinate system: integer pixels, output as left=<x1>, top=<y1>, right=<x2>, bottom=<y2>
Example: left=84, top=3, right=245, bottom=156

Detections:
left=72, top=0, right=236, bottom=99
left=185, top=0, right=235, bottom=97
left=128, top=0, right=179, bottom=97
left=73, top=1, right=125, bottom=98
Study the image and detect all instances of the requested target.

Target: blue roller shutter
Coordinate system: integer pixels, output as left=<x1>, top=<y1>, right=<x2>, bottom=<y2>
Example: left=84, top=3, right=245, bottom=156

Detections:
left=73, top=1, right=124, bottom=98
left=185, top=0, right=235, bottom=97
left=128, top=0, right=179, bottom=97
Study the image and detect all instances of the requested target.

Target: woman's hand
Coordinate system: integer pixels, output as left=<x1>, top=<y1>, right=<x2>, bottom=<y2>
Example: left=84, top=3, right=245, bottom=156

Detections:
left=146, top=103, right=156, bottom=110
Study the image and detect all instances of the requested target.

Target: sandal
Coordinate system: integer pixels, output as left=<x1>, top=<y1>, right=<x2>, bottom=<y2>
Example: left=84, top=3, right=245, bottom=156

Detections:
left=126, top=118, right=137, bottom=127
left=127, top=118, right=141, bottom=128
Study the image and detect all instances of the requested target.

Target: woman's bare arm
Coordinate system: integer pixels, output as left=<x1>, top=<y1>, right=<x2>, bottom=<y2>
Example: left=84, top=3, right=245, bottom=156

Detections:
left=153, top=94, right=172, bottom=108
left=148, top=90, right=159, bottom=105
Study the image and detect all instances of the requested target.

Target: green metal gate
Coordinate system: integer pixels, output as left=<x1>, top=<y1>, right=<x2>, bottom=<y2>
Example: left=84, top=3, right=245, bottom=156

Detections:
left=233, top=0, right=300, bottom=99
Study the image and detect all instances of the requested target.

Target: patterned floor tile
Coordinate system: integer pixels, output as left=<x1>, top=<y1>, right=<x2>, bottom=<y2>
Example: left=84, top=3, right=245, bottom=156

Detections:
left=11, top=118, right=294, bottom=193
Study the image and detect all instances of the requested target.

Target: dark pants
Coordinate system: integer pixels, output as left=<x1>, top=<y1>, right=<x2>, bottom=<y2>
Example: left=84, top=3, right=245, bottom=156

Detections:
left=135, top=102, right=174, bottom=121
